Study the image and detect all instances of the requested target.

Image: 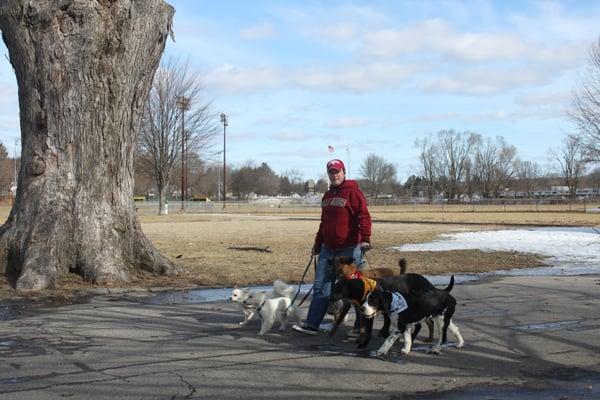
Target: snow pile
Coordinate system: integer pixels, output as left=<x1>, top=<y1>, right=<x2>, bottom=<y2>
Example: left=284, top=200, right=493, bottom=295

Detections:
left=394, top=227, right=600, bottom=276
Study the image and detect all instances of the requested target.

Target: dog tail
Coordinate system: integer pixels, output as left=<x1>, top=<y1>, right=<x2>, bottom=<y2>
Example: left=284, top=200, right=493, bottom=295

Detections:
left=398, top=258, right=407, bottom=274
left=444, top=275, right=455, bottom=292
left=273, top=279, right=295, bottom=299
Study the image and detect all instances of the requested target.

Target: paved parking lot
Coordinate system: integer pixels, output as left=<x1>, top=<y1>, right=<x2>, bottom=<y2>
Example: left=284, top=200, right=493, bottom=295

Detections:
left=1, top=275, right=599, bottom=399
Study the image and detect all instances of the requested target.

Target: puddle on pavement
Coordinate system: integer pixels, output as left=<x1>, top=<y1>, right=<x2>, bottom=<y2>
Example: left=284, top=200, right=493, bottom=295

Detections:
left=140, top=276, right=475, bottom=305
left=0, top=300, right=32, bottom=322
left=143, top=285, right=312, bottom=305
left=511, top=319, right=582, bottom=331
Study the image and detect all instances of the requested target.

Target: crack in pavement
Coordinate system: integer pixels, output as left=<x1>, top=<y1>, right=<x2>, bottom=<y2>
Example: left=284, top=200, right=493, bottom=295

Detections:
left=0, top=346, right=332, bottom=394
left=169, top=371, right=197, bottom=399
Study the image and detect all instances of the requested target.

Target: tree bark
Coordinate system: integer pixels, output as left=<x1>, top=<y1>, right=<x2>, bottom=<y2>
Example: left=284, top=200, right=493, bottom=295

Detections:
left=0, top=0, right=181, bottom=290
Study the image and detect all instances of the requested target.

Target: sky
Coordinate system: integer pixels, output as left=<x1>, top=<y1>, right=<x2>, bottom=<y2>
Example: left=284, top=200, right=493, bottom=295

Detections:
left=1, top=0, right=600, bottom=183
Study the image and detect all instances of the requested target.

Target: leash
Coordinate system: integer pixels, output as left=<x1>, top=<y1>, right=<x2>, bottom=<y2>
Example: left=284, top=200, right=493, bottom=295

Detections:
left=286, top=253, right=316, bottom=312
left=361, top=246, right=372, bottom=270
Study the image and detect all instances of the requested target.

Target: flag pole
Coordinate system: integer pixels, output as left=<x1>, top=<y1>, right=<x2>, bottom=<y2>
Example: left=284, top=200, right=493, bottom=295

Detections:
left=346, top=147, right=350, bottom=178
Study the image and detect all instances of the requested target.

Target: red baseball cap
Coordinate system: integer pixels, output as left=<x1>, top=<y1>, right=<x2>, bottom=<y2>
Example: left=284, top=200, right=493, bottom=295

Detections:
left=327, top=159, right=345, bottom=172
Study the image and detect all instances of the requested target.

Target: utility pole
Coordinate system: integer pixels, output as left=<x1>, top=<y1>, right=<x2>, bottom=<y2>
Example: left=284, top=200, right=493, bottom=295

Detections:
left=14, top=137, right=18, bottom=184
left=220, top=113, right=228, bottom=208
left=176, top=96, right=191, bottom=211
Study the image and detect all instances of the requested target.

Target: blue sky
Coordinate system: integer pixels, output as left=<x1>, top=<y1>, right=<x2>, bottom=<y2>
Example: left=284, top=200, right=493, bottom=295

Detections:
left=1, top=0, right=599, bottom=182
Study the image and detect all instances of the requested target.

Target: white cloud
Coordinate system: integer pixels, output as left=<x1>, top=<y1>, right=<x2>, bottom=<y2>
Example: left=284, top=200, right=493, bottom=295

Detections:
left=205, top=62, right=422, bottom=94
left=240, top=23, right=276, bottom=40
left=291, top=62, right=421, bottom=92
left=205, top=64, right=283, bottom=93
left=325, top=117, right=370, bottom=129
left=515, top=91, right=572, bottom=107
left=315, top=22, right=357, bottom=42
left=422, top=65, right=555, bottom=96
left=510, top=2, right=600, bottom=43
left=458, top=106, right=566, bottom=123
left=362, top=19, right=527, bottom=62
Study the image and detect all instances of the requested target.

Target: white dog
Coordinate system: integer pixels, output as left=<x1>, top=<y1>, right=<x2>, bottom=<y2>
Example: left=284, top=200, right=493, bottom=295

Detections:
left=229, top=280, right=296, bottom=327
left=241, top=281, right=300, bottom=335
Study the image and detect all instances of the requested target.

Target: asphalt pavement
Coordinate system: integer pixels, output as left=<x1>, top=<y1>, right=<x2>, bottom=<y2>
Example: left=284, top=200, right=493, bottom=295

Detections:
left=1, top=274, right=599, bottom=399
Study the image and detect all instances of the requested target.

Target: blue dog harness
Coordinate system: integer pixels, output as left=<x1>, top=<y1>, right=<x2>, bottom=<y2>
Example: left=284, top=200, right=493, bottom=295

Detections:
left=389, top=292, right=408, bottom=315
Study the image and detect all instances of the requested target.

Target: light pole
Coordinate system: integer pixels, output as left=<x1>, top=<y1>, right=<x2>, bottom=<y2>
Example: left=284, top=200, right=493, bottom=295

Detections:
left=13, top=137, right=18, bottom=184
left=220, top=113, right=228, bottom=208
left=176, top=95, right=191, bottom=211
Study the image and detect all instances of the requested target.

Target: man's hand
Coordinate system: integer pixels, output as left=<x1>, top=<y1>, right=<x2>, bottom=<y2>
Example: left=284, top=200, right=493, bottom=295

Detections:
left=312, top=244, right=321, bottom=255
left=359, top=242, right=372, bottom=253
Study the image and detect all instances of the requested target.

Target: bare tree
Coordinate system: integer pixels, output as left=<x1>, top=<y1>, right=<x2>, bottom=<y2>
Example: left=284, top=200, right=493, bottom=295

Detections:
left=474, top=136, right=517, bottom=198
left=570, top=37, right=600, bottom=160
left=436, top=130, right=477, bottom=200
left=136, top=57, right=219, bottom=214
left=0, top=0, right=180, bottom=290
left=516, top=160, right=542, bottom=198
left=550, top=135, right=587, bottom=199
left=415, top=138, right=439, bottom=200
left=359, top=154, right=397, bottom=198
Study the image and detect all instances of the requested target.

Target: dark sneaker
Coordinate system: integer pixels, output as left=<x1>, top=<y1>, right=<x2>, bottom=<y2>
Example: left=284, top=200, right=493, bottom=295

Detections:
left=292, top=324, right=318, bottom=335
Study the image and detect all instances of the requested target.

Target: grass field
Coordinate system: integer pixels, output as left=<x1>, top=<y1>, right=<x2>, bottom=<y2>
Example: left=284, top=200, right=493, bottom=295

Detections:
left=0, top=203, right=597, bottom=298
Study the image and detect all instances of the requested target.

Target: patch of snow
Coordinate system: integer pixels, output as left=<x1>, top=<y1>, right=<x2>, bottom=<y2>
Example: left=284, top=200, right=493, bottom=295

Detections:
left=394, top=227, right=600, bottom=276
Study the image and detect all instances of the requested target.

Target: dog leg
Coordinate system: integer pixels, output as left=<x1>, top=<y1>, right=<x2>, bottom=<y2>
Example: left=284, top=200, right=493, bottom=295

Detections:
left=448, top=320, right=464, bottom=349
left=425, top=318, right=434, bottom=342
left=241, top=310, right=255, bottom=326
left=411, top=322, right=422, bottom=341
left=258, top=314, right=275, bottom=336
left=430, top=315, right=443, bottom=354
left=328, top=301, right=351, bottom=337
left=401, top=325, right=413, bottom=355
left=376, top=329, right=401, bottom=356
left=378, top=314, right=391, bottom=338
left=357, top=317, right=373, bottom=348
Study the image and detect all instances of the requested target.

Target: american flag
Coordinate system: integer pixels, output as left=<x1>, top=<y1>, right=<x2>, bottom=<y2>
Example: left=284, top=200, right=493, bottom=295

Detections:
left=328, top=145, right=335, bottom=152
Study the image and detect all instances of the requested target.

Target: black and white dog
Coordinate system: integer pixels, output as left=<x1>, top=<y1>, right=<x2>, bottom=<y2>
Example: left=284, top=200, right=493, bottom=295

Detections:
left=361, top=276, right=464, bottom=356
left=331, top=273, right=438, bottom=348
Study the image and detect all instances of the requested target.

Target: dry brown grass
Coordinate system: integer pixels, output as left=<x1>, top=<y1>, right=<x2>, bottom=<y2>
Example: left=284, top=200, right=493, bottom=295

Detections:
left=0, top=203, right=594, bottom=300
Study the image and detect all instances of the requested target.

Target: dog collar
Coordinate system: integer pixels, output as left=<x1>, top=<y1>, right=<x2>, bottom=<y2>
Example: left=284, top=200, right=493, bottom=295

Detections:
left=347, top=270, right=363, bottom=279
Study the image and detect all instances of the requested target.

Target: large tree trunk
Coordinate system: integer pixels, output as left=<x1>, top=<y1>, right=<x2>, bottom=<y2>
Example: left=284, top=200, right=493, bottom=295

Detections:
left=0, top=0, right=181, bottom=290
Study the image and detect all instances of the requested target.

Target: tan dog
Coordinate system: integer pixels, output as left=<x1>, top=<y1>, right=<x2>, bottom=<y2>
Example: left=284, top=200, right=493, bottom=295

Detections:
left=335, top=256, right=406, bottom=280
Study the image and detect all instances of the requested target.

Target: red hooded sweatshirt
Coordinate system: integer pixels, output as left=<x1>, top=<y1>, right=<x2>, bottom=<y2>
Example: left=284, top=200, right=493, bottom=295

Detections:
left=314, top=179, right=371, bottom=250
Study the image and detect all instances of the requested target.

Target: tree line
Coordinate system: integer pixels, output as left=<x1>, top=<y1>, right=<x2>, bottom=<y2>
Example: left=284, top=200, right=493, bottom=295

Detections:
left=4, top=39, right=599, bottom=205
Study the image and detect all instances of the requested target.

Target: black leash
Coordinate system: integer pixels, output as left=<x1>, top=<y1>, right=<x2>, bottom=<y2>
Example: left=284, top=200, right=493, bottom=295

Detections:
left=295, top=256, right=317, bottom=307
left=286, top=253, right=316, bottom=312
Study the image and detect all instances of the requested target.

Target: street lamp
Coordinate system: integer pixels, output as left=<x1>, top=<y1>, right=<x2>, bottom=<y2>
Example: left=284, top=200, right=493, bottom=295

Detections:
left=176, top=95, right=191, bottom=211
left=220, top=113, right=228, bottom=208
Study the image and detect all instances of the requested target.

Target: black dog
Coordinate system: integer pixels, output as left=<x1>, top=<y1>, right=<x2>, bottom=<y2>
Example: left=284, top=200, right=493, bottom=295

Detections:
left=330, top=273, right=437, bottom=348
left=361, top=276, right=465, bottom=356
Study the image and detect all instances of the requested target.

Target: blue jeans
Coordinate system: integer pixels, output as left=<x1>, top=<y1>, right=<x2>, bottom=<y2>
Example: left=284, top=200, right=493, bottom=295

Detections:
left=304, top=244, right=364, bottom=330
